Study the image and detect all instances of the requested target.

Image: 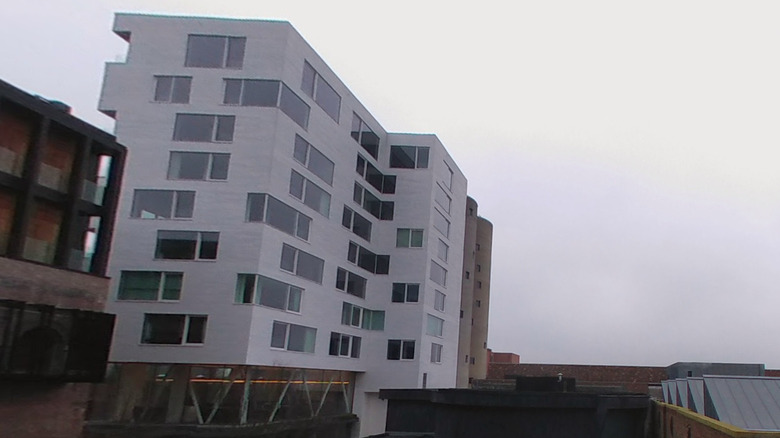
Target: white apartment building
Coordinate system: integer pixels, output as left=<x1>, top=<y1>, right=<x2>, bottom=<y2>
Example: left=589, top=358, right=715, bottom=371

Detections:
left=94, top=13, right=485, bottom=437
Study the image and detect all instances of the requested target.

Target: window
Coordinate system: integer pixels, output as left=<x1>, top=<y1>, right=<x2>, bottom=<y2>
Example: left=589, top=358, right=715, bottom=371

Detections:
left=131, top=190, right=195, bottom=219
left=168, top=152, right=229, bottom=180
left=154, top=76, right=192, bottom=103
left=465, top=271, right=470, bottom=279
left=155, top=231, right=218, bottom=260
left=392, top=283, right=419, bottom=303
left=246, top=193, right=311, bottom=240
left=444, top=163, right=453, bottom=189
left=351, top=113, right=380, bottom=159
left=329, top=332, right=361, bottom=358
left=336, top=268, right=367, bottom=298
left=435, top=185, right=451, bottom=214
left=478, top=281, right=483, bottom=289
left=289, top=170, right=331, bottom=217
left=118, top=271, right=183, bottom=301
left=173, top=114, right=235, bottom=142
left=353, top=183, right=394, bottom=220
left=476, top=243, right=481, bottom=251
left=342, top=302, right=385, bottom=330
left=223, top=79, right=309, bottom=128
left=476, top=299, right=481, bottom=307
left=431, top=343, right=443, bottom=363
left=477, top=264, right=482, bottom=272
left=387, top=340, right=415, bottom=360
left=270, top=321, right=316, bottom=353
left=294, top=135, right=334, bottom=185
left=437, top=239, right=449, bottom=262
left=470, top=357, right=476, bottom=365
left=434, top=291, right=446, bottom=312
left=302, top=61, right=341, bottom=122
left=356, top=155, right=396, bottom=194
left=390, top=146, right=429, bottom=169
left=235, top=274, right=302, bottom=312
left=433, top=209, right=450, bottom=238
left=347, top=241, right=389, bottom=274
left=396, top=228, right=424, bottom=248
left=426, top=314, right=444, bottom=337
left=342, top=206, right=372, bottom=241
left=430, top=261, right=447, bottom=287
left=280, top=243, right=324, bottom=284
left=185, top=35, right=246, bottom=68
left=142, top=314, right=207, bottom=344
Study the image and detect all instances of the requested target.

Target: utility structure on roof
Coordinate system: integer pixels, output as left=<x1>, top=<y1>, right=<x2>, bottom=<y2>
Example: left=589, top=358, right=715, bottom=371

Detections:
left=91, top=13, right=492, bottom=437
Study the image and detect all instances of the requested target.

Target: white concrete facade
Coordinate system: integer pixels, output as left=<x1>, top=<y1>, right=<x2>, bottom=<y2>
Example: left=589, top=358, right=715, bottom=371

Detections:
left=101, top=14, right=468, bottom=437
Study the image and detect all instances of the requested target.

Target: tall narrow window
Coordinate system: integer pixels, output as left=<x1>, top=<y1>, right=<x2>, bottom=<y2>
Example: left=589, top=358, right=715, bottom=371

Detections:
left=351, top=113, right=379, bottom=159
left=289, top=170, right=330, bottom=217
left=294, top=135, right=334, bottom=185
left=301, top=61, right=341, bottom=122
left=430, top=261, right=447, bottom=287
left=431, top=343, right=443, bottom=363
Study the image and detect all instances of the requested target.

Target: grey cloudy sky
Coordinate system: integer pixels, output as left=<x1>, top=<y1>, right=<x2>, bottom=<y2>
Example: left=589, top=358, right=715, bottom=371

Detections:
left=4, top=0, right=780, bottom=366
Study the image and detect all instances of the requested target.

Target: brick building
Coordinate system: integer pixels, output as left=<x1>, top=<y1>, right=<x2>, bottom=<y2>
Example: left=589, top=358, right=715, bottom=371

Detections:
left=0, top=79, right=125, bottom=438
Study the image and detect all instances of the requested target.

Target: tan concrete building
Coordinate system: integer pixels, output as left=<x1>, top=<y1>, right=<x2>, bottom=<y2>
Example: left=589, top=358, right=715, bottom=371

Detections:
left=456, top=196, right=493, bottom=387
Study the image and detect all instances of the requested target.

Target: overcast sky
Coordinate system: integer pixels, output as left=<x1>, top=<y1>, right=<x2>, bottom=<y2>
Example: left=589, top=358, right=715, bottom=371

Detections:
left=4, top=0, right=780, bottom=367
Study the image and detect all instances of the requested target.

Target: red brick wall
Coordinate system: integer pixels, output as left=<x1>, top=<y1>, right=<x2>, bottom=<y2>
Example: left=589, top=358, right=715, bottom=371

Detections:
left=0, top=257, right=111, bottom=437
left=0, top=382, right=92, bottom=438
left=488, top=363, right=667, bottom=393
left=489, top=351, right=520, bottom=364
left=0, top=256, right=110, bottom=311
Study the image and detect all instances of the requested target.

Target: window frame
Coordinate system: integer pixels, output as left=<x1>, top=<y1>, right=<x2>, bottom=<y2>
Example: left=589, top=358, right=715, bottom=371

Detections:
left=270, top=321, right=317, bottom=353
left=335, top=267, right=367, bottom=299
left=130, top=189, right=195, bottom=220
left=434, top=290, right=446, bottom=312
left=289, top=170, right=331, bottom=217
left=389, top=145, right=430, bottom=169
left=185, top=34, right=246, bottom=69
left=280, top=243, right=324, bottom=284
left=293, top=135, right=334, bottom=185
left=387, top=339, right=415, bottom=361
left=173, top=113, right=235, bottom=143
left=391, top=283, right=420, bottom=303
left=117, top=271, right=183, bottom=301
left=246, top=193, right=311, bottom=240
left=342, top=206, right=372, bottom=242
left=329, top=332, right=361, bottom=358
left=431, top=343, right=443, bottom=364
left=235, top=273, right=303, bottom=313
left=301, top=61, right=341, bottom=122
left=168, top=151, right=230, bottom=181
left=153, top=75, right=192, bottom=103
left=155, top=230, right=219, bottom=261
left=141, top=313, right=207, bottom=345
left=342, top=302, right=385, bottom=331
left=396, top=228, right=424, bottom=248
